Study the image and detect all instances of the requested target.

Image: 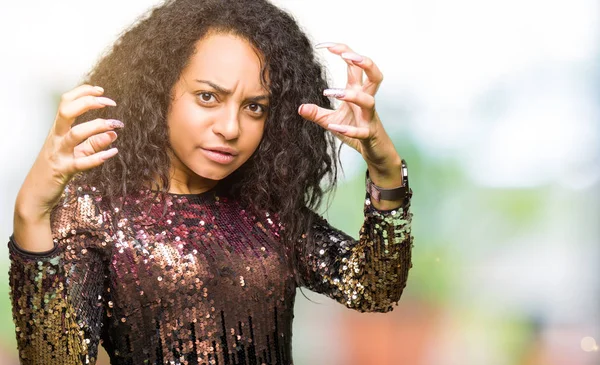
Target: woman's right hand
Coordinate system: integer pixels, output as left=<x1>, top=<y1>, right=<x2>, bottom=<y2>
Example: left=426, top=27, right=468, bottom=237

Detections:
left=13, top=84, right=123, bottom=252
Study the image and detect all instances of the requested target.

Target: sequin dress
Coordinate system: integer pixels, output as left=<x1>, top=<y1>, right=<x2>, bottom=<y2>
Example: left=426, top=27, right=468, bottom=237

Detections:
left=8, top=182, right=413, bottom=365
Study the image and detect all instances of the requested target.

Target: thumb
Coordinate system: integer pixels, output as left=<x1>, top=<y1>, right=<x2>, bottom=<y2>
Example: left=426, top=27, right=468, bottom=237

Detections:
left=298, top=103, right=333, bottom=127
left=74, top=131, right=118, bottom=158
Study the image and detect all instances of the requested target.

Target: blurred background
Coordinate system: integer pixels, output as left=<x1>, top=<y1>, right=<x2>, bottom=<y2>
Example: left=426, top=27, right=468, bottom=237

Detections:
left=1, top=0, right=598, bottom=364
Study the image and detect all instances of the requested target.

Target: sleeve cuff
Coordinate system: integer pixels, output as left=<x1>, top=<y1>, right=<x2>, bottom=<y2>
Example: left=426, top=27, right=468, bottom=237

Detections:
left=8, top=234, right=60, bottom=259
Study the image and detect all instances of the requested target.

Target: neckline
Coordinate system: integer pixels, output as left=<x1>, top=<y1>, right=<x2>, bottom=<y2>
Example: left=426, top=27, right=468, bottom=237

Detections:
left=149, top=185, right=217, bottom=197
left=164, top=190, right=215, bottom=197
left=147, top=187, right=221, bottom=204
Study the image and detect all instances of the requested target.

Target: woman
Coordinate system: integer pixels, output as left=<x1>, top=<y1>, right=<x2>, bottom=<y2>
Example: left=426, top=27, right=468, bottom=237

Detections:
left=8, top=0, right=413, bottom=364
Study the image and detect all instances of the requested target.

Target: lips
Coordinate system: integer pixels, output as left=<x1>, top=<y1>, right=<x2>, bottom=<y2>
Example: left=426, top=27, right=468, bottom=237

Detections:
left=201, top=147, right=238, bottom=164
left=203, top=146, right=239, bottom=156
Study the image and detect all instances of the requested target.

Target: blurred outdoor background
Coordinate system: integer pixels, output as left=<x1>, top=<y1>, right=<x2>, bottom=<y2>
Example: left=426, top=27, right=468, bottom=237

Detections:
left=1, top=0, right=598, bottom=364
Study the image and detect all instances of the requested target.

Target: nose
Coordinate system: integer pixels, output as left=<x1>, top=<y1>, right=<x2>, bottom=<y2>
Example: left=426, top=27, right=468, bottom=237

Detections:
left=211, top=106, right=240, bottom=141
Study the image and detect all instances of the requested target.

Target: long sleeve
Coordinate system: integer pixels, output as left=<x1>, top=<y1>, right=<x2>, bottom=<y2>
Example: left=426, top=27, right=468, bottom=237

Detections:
left=8, top=186, right=113, bottom=364
left=297, top=191, right=414, bottom=313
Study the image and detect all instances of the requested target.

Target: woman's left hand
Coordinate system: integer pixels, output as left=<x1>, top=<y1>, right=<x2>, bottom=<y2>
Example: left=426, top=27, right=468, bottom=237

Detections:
left=297, top=42, right=401, bottom=173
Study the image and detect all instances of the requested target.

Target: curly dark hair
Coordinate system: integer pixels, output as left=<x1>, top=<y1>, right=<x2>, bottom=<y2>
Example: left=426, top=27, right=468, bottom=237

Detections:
left=74, top=0, right=339, bottom=287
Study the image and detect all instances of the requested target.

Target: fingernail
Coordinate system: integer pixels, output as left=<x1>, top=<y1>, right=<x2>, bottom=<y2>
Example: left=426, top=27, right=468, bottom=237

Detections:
left=96, top=97, right=116, bottom=106
left=107, top=131, right=118, bottom=141
left=315, top=42, right=338, bottom=49
left=298, top=104, right=304, bottom=113
left=323, top=88, right=346, bottom=98
left=93, top=86, right=104, bottom=93
left=328, top=124, right=348, bottom=133
left=341, top=52, right=363, bottom=63
left=100, top=148, right=118, bottom=161
left=106, top=119, right=124, bottom=129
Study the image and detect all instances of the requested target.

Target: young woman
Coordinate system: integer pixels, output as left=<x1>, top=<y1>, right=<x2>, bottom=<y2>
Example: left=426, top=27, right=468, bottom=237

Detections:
left=8, top=0, right=413, bottom=363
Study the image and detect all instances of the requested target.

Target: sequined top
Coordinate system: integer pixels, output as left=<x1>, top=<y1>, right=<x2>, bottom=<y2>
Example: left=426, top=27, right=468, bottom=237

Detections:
left=8, top=182, right=413, bottom=365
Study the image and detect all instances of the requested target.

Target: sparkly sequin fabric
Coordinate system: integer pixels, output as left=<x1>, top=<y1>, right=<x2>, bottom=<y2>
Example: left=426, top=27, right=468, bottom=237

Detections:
left=8, top=182, right=413, bottom=365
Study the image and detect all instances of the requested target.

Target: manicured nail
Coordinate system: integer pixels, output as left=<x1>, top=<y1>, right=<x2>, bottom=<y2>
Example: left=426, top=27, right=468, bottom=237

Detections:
left=106, top=119, right=124, bottom=129
left=100, top=148, right=118, bottom=161
left=323, top=88, right=346, bottom=98
left=327, top=124, right=349, bottom=133
left=107, top=131, right=118, bottom=141
left=93, top=86, right=104, bottom=93
left=315, top=42, right=338, bottom=49
left=298, top=104, right=304, bottom=113
left=96, top=97, right=116, bottom=106
left=341, top=52, right=364, bottom=63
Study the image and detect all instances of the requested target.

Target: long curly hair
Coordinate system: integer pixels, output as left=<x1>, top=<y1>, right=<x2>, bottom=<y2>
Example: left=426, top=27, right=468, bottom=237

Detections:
left=74, top=0, right=339, bottom=286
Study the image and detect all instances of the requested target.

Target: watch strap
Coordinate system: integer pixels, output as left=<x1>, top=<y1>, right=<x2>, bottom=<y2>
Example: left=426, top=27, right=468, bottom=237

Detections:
left=365, top=159, right=409, bottom=202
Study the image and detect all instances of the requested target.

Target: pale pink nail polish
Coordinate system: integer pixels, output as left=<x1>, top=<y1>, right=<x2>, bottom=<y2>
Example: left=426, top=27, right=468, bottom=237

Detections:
left=315, top=42, right=338, bottom=49
left=96, top=97, right=117, bottom=106
left=93, top=86, right=104, bottom=93
left=106, top=119, right=124, bottom=129
left=323, top=88, right=346, bottom=98
left=341, top=52, right=364, bottom=63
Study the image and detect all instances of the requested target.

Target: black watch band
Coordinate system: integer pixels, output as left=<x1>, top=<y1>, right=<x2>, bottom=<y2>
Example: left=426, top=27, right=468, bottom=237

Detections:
left=365, top=159, right=409, bottom=202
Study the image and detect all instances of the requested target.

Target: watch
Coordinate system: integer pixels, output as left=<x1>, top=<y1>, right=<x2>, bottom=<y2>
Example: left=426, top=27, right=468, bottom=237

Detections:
left=365, top=159, right=409, bottom=202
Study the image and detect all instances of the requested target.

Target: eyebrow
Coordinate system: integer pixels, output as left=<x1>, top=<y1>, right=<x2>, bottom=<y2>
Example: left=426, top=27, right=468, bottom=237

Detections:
left=194, top=79, right=270, bottom=103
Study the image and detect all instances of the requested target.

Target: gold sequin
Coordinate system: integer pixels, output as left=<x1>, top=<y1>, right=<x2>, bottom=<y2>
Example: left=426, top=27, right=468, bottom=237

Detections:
left=7, top=182, right=413, bottom=364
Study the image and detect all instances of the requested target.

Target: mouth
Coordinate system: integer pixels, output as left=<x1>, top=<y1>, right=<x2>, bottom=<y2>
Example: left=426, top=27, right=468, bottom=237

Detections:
left=203, top=146, right=239, bottom=156
left=201, top=147, right=237, bottom=164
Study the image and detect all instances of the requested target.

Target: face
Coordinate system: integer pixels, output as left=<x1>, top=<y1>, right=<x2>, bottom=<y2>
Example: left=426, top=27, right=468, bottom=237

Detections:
left=166, top=32, right=269, bottom=193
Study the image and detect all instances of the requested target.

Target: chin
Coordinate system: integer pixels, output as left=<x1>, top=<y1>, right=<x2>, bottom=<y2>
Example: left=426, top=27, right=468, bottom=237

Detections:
left=192, top=164, right=238, bottom=182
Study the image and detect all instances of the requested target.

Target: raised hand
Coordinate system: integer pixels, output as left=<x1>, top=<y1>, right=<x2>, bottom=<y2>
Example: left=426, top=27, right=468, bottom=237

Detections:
left=13, top=85, right=122, bottom=251
left=298, top=42, right=405, bottom=210
left=297, top=42, right=400, bottom=171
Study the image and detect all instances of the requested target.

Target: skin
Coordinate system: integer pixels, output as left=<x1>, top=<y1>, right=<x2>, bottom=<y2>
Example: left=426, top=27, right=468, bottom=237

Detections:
left=299, top=43, right=405, bottom=210
left=13, top=35, right=404, bottom=253
left=166, top=33, right=269, bottom=194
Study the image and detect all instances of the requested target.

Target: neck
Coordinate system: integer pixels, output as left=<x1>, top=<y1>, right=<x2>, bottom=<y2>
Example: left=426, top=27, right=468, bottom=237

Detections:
left=156, top=151, right=219, bottom=194
left=168, top=164, right=218, bottom=194
left=168, top=177, right=218, bottom=195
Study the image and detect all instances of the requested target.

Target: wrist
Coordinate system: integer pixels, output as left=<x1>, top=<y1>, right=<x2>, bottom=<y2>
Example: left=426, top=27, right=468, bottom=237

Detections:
left=13, top=211, right=54, bottom=254
left=366, top=154, right=403, bottom=188
left=14, top=194, right=53, bottom=224
left=365, top=157, right=410, bottom=211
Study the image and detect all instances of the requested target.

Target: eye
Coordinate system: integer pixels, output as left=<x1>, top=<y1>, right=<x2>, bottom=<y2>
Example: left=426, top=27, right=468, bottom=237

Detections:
left=246, top=103, right=267, bottom=116
left=197, top=92, right=217, bottom=104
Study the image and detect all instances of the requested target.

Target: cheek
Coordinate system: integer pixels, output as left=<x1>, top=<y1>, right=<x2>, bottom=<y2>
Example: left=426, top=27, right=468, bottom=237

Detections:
left=167, top=102, right=206, bottom=147
left=243, top=123, right=265, bottom=152
left=167, top=119, right=188, bottom=150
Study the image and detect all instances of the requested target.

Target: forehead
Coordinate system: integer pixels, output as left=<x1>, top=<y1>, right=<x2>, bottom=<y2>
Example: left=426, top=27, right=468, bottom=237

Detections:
left=182, top=32, right=267, bottom=91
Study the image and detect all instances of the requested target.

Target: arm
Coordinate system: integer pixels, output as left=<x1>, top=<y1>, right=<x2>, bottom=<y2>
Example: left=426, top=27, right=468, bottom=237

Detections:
left=8, top=186, right=112, bottom=364
left=296, top=42, right=415, bottom=311
left=297, top=190, right=413, bottom=313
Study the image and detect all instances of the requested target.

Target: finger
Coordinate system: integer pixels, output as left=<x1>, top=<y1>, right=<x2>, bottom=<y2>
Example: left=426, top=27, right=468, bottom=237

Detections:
left=62, top=118, right=124, bottom=151
left=72, top=148, right=119, bottom=173
left=326, top=123, right=370, bottom=140
left=297, top=103, right=335, bottom=128
left=315, top=42, right=363, bottom=87
left=323, top=88, right=375, bottom=110
left=55, top=95, right=117, bottom=136
left=340, top=53, right=383, bottom=96
left=60, top=84, right=105, bottom=103
left=74, top=131, right=118, bottom=158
